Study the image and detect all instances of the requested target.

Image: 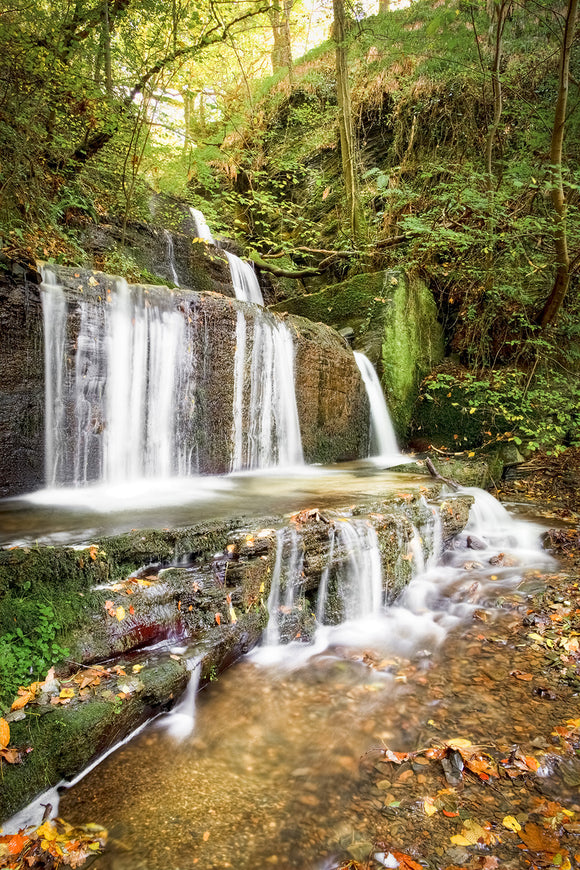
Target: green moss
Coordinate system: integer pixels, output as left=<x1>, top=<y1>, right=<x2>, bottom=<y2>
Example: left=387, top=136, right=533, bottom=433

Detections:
left=270, top=269, right=443, bottom=441
left=381, top=272, right=444, bottom=438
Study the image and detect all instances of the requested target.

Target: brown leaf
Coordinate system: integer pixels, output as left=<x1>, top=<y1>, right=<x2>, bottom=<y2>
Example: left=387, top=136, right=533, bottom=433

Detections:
left=519, top=822, right=559, bottom=852
left=511, top=670, right=533, bottom=681
left=382, top=749, right=411, bottom=764
left=0, top=747, right=22, bottom=764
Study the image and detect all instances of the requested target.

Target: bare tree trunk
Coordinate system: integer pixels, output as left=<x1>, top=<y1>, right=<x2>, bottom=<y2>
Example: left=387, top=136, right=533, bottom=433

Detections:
left=484, top=0, right=509, bottom=288
left=333, top=0, right=364, bottom=244
left=539, top=0, right=578, bottom=327
left=378, top=0, right=390, bottom=12
left=268, top=0, right=293, bottom=83
left=103, top=0, right=113, bottom=96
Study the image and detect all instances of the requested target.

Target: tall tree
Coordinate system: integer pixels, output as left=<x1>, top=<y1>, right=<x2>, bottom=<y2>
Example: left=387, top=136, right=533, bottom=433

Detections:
left=268, top=0, right=294, bottom=82
left=333, top=0, right=364, bottom=243
left=538, top=0, right=579, bottom=327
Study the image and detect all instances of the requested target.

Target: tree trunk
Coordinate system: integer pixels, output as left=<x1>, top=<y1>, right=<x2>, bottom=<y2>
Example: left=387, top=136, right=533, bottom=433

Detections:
left=539, top=0, right=578, bottom=328
left=268, top=0, right=293, bottom=83
left=484, top=0, right=509, bottom=288
left=333, top=0, right=364, bottom=244
left=378, top=0, right=390, bottom=12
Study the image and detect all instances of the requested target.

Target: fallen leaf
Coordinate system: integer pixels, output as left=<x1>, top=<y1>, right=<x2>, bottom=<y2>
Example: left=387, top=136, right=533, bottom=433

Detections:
left=519, top=822, right=559, bottom=852
left=503, top=815, right=522, bottom=832
left=115, top=606, right=126, bottom=621
left=511, top=670, right=533, bottom=681
left=203, top=831, right=210, bottom=842
left=0, top=718, right=10, bottom=750
left=392, top=852, right=422, bottom=870
left=11, top=691, right=35, bottom=711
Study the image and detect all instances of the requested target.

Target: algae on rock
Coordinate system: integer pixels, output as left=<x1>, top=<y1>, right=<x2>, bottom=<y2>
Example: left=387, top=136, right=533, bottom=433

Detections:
left=270, top=268, right=444, bottom=440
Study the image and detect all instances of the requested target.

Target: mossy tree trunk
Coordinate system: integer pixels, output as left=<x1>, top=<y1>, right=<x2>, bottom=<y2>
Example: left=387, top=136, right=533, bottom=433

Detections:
left=539, top=0, right=578, bottom=327
left=333, top=0, right=365, bottom=244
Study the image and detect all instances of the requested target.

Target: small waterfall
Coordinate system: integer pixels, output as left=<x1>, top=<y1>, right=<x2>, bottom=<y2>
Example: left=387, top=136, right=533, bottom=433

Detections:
left=334, top=518, right=383, bottom=620
left=264, top=527, right=305, bottom=646
left=316, top=526, right=335, bottom=623
left=161, top=658, right=201, bottom=740
left=230, top=313, right=303, bottom=471
left=163, top=230, right=180, bottom=286
left=224, top=251, right=264, bottom=306
left=354, top=352, right=400, bottom=460
left=190, top=207, right=215, bottom=244
left=42, top=270, right=67, bottom=486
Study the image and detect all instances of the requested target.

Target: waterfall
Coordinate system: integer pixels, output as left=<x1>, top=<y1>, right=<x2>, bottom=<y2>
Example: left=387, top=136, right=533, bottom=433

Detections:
left=41, top=266, right=303, bottom=486
left=230, top=312, right=303, bottom=471
left=163, top=230, right=180, bottom=286
left=264, top=527, right=305, bottom=646
left=41, top=269, right=191, bottom=485
left=354, top=352, right=400, bottom=460
left=224, top=251, right=264, bottom=306
left=160, top=658, right=202, bottom=740
left=42, top=270, right=67, bottom=487
left=334, top=518, right=383, bottom=620
left=190, top=208, right=215, bottom=244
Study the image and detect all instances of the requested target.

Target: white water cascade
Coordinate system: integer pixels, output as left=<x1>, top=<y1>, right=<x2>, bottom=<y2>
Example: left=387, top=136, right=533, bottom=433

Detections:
left=354, top=352, right=401, bottom=462
left=163, top=230, right=180, bottom=286
left=225, top=250, right=264, bottom=306
left=230, top=311, right=304, bottom=471
left=190, top=207, right=216, bottom=244
left=41, top=269, right=191, bottom=485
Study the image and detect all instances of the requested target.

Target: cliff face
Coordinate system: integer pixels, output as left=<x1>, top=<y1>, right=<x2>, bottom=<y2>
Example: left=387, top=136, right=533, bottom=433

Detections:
left=0, top=261, right=368, bottom=495
left=0, top=262, right=44, bottom=497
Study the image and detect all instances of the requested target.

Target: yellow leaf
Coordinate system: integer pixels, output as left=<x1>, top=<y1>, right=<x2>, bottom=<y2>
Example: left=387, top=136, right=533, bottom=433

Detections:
left=11, top=690, right=35, bottom=711
left=450, top=835, right=472, bottom=846
left=446, top=738, right=472, bottom=750
left=502, top=815, right=522, bottom=832
left=424, top=797, right=437, bottom=816
left=468, top=451, right=475, bottom=457
left=132, top=664, right=144, bottom=673
left=59, top=688, right=75, bottom=699
left=115, top=606, right=126, bottom=621
left=37, top=821, right=58, bottom=841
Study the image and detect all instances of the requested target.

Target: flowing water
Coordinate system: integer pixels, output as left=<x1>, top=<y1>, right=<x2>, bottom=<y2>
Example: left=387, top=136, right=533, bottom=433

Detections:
left=49, top=488, right=553, bottom=870
left=353, top=352, right=401, bottom=464
left=4, top=246, right=560, bottom=866
left=39, top=265, right=301, bottom=484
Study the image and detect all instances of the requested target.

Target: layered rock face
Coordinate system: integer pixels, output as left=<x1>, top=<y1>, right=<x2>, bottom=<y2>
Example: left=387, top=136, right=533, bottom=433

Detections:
left=0, top=262, right=44, bottom=497
left=0, top=260, right=368, bottom=495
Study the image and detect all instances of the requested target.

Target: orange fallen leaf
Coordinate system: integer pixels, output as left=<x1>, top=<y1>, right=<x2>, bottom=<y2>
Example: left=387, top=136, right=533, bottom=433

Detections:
left=519, top=821, right=559, bottom=852
left=392, top=851, right=423, bottom=870
left=11, top=690, right=35, bottom=711
left=0, top=718, right=10, bottom=750
left=511, top=670, right=533, bottom=681
left=215, top=613, right=221, bottom=625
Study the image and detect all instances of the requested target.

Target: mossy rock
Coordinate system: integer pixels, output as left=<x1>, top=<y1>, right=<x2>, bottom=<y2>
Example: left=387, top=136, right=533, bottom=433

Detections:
left=270, top=269, right=444, bottom=441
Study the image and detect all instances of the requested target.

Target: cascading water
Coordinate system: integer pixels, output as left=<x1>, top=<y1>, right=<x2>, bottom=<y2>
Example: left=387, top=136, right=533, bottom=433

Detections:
left=41, top=269, right=191, bottom=485
left=354, top=351, right=400, bottom=461
left=224, top=250, right=264, bottom=306
left=190, top=207, right=215, bottom=244
left=40, top=261, right=304, bottom=485
left=230, top=311, right=304, bottom=471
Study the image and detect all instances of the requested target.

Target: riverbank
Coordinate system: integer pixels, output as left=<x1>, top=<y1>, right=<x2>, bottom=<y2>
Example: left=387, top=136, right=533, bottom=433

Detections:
left=335, top=449, right=580, bottom=870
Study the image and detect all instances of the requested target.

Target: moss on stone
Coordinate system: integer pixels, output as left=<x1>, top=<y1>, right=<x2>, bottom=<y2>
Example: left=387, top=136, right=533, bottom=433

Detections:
left=270, top=269, right=443, bottom=441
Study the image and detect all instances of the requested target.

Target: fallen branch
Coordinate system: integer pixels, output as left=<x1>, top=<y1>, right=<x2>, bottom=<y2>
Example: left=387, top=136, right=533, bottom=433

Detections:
left=250, top=252, right=324, bottom=279
left=425, top=457, right=460, bottom=491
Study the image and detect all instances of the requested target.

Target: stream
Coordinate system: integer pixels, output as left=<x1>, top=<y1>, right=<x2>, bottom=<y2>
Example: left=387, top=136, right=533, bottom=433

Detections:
left=12, top=475, right=555, bottom=870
